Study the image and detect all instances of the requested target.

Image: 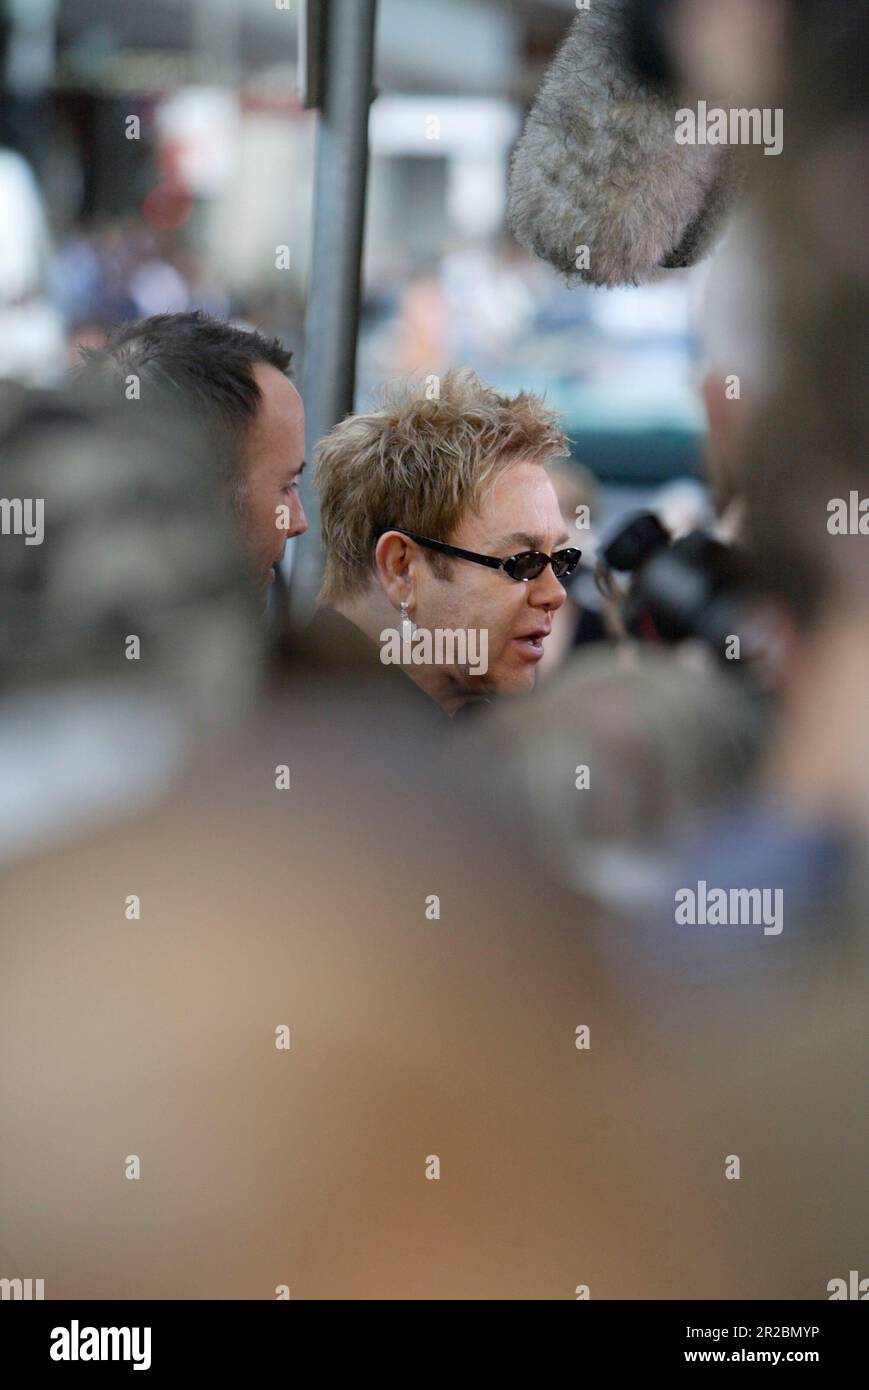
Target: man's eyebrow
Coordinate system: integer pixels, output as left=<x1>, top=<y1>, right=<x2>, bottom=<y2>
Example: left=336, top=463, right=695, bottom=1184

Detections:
left=496, top=530, right=572, bottom=551
left=496, top=531, right=544, bottom=550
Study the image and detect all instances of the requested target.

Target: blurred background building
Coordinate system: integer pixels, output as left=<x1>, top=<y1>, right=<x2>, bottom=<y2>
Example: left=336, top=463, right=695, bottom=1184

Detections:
left=1, top=0, right=709, bottom=544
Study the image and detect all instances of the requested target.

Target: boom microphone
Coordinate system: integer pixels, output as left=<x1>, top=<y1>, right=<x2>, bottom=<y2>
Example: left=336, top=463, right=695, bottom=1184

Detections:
left=508, top=0, right=739, bottom=287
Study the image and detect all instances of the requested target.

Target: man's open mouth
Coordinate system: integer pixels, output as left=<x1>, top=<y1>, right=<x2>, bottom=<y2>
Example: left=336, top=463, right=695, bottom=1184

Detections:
left=513, top=628, right=550, bottom=658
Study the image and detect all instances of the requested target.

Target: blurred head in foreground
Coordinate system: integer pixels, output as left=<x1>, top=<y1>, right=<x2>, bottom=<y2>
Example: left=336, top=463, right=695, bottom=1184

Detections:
left=488, top=648, right=766, bottom=904
left=0, top=382, right=262, bottom=859
left=738, top=2, right=869, bottom=845
left=315, top=369, right=578, bottom=714
left=76, top=311, right=307, bottom=599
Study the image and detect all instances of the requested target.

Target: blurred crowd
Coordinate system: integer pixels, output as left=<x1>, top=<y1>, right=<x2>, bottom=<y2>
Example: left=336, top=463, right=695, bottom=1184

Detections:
left=0, top=0, right=866, bottom=1299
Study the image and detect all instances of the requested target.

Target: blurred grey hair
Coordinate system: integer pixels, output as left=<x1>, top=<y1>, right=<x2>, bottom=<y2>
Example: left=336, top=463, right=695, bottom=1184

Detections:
left=0, top=382, right=263, bottom=724
left=508, top=0, right=739, bottom=287
left=488, top=649, right=767, bottom=892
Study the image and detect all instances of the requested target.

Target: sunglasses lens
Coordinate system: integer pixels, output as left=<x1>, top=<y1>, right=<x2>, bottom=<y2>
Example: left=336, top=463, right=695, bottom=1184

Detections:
left=508, top=552, right=547, bottom=581
left=552, top=549, right=581, bottom=579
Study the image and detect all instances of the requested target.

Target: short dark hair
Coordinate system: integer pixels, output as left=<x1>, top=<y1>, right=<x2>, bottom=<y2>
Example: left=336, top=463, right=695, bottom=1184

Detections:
left=76, top=311, right=293, bottom=509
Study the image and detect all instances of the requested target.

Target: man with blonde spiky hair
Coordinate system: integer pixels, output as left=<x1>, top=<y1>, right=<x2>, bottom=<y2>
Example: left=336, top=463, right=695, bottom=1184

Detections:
left=314, top=369, right=581, bottom=716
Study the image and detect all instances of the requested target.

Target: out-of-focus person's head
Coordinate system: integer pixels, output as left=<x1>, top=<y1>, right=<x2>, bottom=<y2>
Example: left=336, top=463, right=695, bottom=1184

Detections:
left=489, top=648, right=766, bottom=904
left=314, top=369, right=574, bottom=712
left=740, top=0, right=868, bottom=635
left=76, top=310, right=307, bottom=598
left=743, top=384, right=868, bottom=637
left=677, top=1, right=865, bottom=545
left=741, top=363, right=869, bottom=837
left=0, top=381, right=263, bottom=860
left=736, top=0, right=869, bottom=839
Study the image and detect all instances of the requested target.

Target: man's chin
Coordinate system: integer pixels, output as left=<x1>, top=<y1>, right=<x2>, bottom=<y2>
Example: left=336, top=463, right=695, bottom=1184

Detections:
left=484, top=663, right=538, bottom=698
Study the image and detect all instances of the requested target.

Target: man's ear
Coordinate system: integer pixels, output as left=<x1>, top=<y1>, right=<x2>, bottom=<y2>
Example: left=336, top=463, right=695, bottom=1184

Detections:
left=374, top=531, right=417, bottom=610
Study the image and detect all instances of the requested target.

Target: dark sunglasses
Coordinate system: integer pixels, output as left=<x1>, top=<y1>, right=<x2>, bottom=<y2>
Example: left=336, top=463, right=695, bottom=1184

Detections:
left=376, top=527, right=582, bottom=583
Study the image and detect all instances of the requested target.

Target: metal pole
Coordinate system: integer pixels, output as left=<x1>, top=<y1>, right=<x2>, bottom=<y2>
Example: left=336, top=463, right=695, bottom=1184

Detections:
left=291, top=0, right=378, bottom=619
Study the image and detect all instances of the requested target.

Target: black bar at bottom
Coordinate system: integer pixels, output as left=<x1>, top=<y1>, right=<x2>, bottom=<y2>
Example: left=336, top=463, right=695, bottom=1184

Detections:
left=5, top=1299, right=864, bottom=1373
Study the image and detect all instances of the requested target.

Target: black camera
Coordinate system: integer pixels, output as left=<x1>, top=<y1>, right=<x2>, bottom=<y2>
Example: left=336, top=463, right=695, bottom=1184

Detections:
left=598, top=510, right=750, bottom=660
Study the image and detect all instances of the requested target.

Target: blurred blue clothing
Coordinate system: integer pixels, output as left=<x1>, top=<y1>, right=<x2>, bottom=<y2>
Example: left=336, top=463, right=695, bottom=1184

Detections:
left=584, top=799, right=854, bottom=1002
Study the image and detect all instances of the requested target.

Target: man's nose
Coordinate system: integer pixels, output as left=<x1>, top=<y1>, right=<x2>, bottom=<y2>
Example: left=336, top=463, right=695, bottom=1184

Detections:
left=529, top=562, right=567, bottom=610
left=289, top=499, right=308, bottom=538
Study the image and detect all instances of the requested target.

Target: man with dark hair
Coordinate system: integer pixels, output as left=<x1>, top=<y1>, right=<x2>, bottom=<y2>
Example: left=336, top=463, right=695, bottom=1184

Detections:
left=78, top=311, right=307, bottom=597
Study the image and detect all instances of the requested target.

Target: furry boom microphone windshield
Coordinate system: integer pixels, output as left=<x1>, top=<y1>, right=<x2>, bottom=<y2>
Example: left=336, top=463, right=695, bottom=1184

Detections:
left=509, top=0, right=739, bottom=288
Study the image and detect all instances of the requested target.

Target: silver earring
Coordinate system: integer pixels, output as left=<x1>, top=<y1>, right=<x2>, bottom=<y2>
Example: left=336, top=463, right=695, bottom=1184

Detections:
left=400, top=599, right=416, bottom=641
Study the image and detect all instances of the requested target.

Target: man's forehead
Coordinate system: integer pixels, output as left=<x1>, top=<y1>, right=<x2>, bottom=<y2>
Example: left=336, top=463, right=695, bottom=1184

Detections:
left=472, top=461, right=567, bottom=544
left=485, top=458, right=558, bottom=500
left=252, top=362, right=303, bottom=418
left=248, top=366, right=304, bottom=456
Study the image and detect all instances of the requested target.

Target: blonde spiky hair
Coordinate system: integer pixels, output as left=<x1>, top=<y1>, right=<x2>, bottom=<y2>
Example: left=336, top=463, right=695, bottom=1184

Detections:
left=314, top=369, right=567, bottom=604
